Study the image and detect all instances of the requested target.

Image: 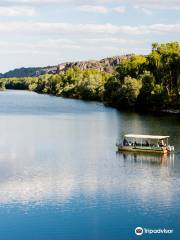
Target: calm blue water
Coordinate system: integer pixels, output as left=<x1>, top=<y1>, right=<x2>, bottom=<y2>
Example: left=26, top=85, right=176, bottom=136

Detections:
left=0, top=90, right=180, bottom=240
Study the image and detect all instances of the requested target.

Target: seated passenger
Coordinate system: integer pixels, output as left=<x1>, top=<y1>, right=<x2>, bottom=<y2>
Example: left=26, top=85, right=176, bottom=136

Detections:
left=123, top=138, right=128, bottom=146
left=159, top=140, right=165, bottom=147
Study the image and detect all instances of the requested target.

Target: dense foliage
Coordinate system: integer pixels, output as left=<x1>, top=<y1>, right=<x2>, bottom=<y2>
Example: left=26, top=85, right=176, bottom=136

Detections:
left=1, top=68, right=109, bottom=101
left=1, top=42, right=180, bottom=111
left=104, top=42, right=180, bottom=110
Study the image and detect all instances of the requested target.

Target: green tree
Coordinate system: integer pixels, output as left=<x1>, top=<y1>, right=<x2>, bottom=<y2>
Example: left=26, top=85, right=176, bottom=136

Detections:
left=118, top=76, right=142, bottom=107
left=103, top=76, right=121, bottom=107
left=137, top=71, right=155, bottom=108
left=76, top=69, right=108, bottom=100
left=116, top=55, right=147, bottom=81
left=104, top=76, right=141, bottom=108
left=0, top=80, right=5, bottom=90
left=148, top=42, right=180, bottom=98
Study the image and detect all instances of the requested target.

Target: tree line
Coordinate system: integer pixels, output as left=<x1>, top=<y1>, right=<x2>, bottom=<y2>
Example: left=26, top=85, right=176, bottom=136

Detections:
left=0, top=42, right=180, bottom=111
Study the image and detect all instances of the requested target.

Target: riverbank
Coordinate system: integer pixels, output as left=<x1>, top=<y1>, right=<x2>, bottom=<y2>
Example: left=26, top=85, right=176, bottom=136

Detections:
left=2, top=88, right=180, bottom=117
left=0, top=42, right=180, bottom=114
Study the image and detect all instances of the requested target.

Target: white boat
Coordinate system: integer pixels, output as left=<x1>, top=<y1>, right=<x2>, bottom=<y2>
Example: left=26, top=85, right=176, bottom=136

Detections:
left=116, top=134, right=175, bottom=154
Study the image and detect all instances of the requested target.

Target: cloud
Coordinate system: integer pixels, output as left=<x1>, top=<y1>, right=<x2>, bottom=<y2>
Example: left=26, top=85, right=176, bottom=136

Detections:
left=0, top=36, right=143, bottom=51
left=0, top=0, right=119, bottom=7
left=112, top=6, right=126, bottom=13
left=77, top=5, right=108, bottom=14
left=0, top=21, right=179, bottom=35
left=0, top=37, right=148, bottom=59
left=0, top=39, right=81, bottom=54
left=0, top=6, right=36, bottom=16
left=0, top=0, right=66, bottom=6
left=84, top=37, right=143, bottom=44
left=141, top=8, right=153, bottom=15
left=134, top=0, right=180, bottom=10
left=0, top=22, right=118, bottom=34
left=77, top=5, right=126, bottom=14
left=0, top=0, right=180, bottom=10
left=134, top=5, right=153, bottom=15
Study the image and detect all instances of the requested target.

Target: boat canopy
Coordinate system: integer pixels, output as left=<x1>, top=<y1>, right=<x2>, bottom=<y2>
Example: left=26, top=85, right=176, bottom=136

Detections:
left=124, top=134, right=170, bottom=140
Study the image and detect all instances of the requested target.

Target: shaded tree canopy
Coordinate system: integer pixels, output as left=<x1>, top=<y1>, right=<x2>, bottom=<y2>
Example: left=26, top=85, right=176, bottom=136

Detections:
left=1, top=42, right=180, bottom=112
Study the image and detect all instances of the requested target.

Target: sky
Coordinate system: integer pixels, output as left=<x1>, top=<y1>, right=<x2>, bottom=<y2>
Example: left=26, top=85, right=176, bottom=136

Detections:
left=0, top=0, right=180, bottom=72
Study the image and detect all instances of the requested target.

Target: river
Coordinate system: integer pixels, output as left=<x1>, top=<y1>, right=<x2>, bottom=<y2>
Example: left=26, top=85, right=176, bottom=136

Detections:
left=0, top=90, right=180, bottom=240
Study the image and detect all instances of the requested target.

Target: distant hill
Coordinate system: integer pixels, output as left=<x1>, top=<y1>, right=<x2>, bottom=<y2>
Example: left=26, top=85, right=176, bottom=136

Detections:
left=1, top=66, right=58, bottom=78
left=0, top=55, right=132, bottom=78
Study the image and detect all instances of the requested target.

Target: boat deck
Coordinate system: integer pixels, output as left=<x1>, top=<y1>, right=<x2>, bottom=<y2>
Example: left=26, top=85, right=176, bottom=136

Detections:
left=117, top=145, right=168, bottom=154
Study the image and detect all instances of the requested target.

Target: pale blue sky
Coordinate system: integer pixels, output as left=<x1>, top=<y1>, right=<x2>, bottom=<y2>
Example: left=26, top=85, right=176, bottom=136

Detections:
left=0, top=0, right=180, bottom=72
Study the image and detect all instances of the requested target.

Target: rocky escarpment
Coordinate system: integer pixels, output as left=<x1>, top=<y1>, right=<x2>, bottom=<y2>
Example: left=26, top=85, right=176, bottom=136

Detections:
left=0, top=55, right=132, bottom=78
left=56, top=55, right=132, bottom=74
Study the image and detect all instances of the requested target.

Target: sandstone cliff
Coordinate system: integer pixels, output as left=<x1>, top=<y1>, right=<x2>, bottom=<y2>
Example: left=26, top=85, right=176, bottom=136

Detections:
left=1, top=55, right=132, bottom=78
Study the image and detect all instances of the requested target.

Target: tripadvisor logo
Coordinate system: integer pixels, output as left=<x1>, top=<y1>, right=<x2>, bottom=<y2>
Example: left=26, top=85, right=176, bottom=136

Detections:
left=135, top=227, right=174, bottom=236
left=135, top=227, right=143, bottom=236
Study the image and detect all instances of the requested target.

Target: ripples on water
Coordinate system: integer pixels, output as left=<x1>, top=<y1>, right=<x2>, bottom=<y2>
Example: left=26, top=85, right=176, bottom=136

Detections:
left=0, top=90, right=180, bottom=240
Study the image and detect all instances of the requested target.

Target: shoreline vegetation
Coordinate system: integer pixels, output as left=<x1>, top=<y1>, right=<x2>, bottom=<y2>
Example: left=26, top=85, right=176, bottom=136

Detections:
left=0, top=42, right=180, bottom=114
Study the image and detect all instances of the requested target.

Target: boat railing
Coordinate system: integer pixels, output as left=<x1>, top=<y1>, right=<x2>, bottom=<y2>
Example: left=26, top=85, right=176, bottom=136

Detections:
left=116, top=139, right=171, bottom=149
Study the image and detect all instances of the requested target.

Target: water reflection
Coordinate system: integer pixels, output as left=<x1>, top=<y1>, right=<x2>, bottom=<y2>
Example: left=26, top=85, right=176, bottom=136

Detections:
left=0, top=145, right=177, bottom=210
left=0, top=91, right=180, bottom=240
left=117, top=152, right=175, bottom=167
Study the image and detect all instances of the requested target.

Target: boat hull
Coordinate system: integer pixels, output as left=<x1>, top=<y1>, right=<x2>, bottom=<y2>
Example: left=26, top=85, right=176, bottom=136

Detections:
left=117, top=145, right=168, bottom=154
